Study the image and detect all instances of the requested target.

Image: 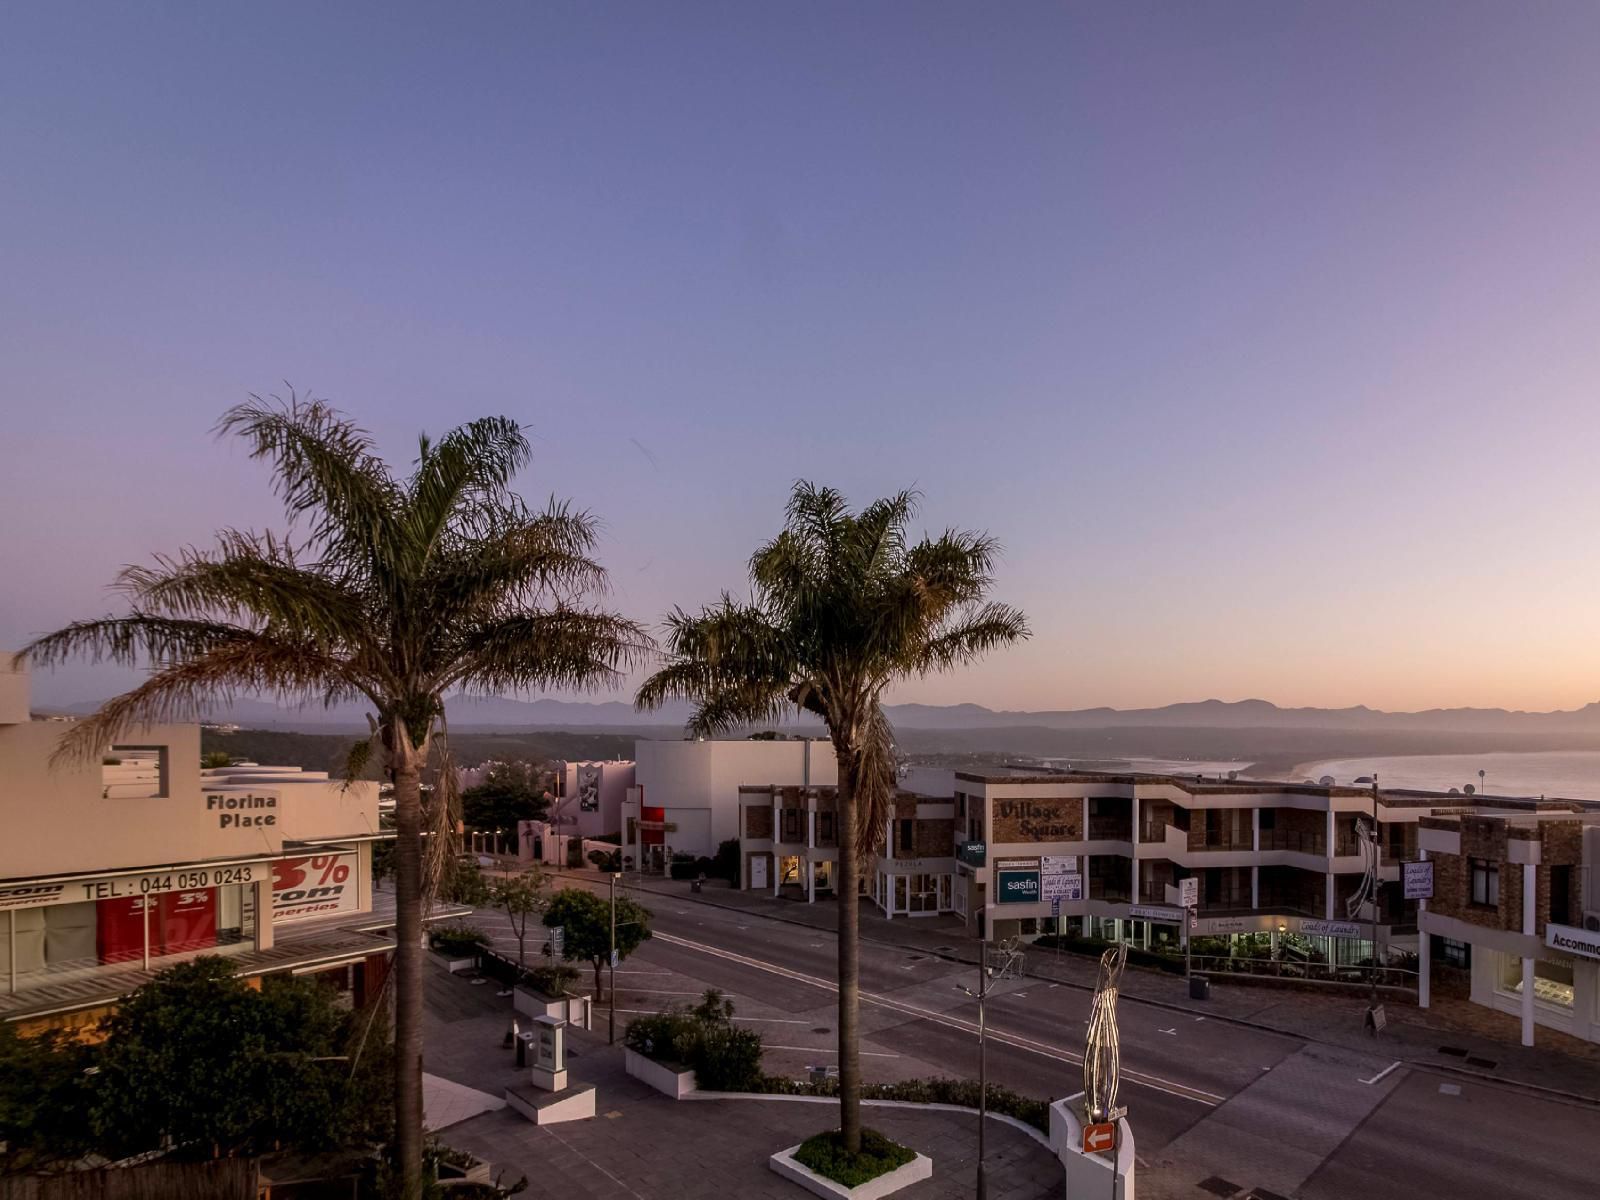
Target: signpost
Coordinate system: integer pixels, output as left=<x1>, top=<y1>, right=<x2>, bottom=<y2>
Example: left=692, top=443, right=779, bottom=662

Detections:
left=1178, top=876, right=1198, bottom=980
left=1402, top=860, right=1434, bottom=901
left=550, top=925, right=565, bottom=958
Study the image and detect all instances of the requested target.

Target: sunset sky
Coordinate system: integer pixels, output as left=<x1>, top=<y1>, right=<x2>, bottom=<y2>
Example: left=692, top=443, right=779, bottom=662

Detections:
left=5, top=3, right=1600, bottom=714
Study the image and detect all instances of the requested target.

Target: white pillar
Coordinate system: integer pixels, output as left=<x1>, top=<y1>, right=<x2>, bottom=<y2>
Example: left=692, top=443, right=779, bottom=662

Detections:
left=1131, top=795, right=1141, bottom=845
left=254, top=878, right=274, bottom=951
left=1251, top=866, right=1259, bottom=909
left=1522, top=861, right=1536, bottom=1047
left=808, top=860, right=817, bottom=904
left=1252, top=807, right=1260, bottom=852
left=808, top=808, right=816, bottom=849
left=773, top=794, right=782, bottom=896
left=1417, top=848, right=1430, bottom=1008
left=1325, top=872, right=1335, bottom=920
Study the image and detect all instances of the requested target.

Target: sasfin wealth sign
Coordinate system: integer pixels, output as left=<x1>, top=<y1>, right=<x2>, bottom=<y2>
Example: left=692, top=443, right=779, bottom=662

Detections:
left=994, top=857, right=1041, bottom=904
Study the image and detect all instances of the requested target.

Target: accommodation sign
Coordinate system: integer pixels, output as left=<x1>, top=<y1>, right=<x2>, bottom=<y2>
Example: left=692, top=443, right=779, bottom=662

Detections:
left=1546, top=923, right=1600, bottom=962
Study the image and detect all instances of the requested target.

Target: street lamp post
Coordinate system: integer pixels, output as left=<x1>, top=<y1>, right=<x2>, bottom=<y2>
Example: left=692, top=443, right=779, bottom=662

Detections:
left=609, top=871, right=620, bottom=1044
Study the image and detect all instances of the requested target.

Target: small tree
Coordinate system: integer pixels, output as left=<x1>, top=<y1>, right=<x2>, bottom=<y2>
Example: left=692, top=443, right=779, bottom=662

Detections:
left=440, top=857, right=492, bottom=908
left=200, top=749, right=234, bottom=769
left=0, top=1023, right=96, bottom=1172
left=542, top=888, right=652, bottom=997
left=462, top=763, right=548, bottom=846
left=491, top=869, right=547, bottom=975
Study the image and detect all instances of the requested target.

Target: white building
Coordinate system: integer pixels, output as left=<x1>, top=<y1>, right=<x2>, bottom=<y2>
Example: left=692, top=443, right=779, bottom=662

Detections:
left=552, top=759, right=634, bottom=839
left=623, top=738, right=836, bottom=871
left=0, top=656, right=390, bottom=1035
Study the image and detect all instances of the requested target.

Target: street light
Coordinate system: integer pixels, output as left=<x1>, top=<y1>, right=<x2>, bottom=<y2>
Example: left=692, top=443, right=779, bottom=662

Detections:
left=609, top=871, right=620, bottom=1044
left=959, top=935, right=1022, bottom=1200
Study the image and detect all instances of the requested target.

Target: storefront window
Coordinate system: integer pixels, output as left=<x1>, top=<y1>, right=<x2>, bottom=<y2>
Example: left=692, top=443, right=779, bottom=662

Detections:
left=1499, top=954, right=1575, bottom=1008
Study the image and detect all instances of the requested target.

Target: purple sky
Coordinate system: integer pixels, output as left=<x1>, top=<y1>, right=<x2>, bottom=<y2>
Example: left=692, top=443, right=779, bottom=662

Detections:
left=6, top=3, right=1600, bottom=713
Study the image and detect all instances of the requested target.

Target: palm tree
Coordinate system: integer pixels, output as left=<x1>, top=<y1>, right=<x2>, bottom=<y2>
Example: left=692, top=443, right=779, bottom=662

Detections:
left=635, top=483, right=1027, bottom=1154
left=19, top=397, right=647, bottom=1194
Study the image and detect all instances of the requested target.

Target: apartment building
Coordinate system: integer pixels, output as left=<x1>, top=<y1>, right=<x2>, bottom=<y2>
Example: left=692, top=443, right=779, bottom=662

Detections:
left=951, top=768, right=1436, bottom=970
left=0, top=658, right=389, bottom=1034
left=1417, top=801, right=1600, bottom=1045
left=622, top=737, right=835, bottom=872
left=736, top=768, right=956, bottom=914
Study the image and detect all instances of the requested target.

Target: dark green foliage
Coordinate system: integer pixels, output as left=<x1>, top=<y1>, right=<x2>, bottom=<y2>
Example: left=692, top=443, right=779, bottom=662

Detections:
left=462, top=763, right=548, bottom=834
left=712, top=838, right=740, bottom=882
left=0, top=1023, right=96, bottom=1172
left=1031, top=934, right=1187, bottom=976
left=623, top=989, right=764, bottom=1091
left=440, top=858, right=493, bottom=907
left=793, top=1128, right=914, bottom=1187
left=542, top=887, right=652, bottom=993
left=430, top=923, right=490, bottom=958
left=587, top=848, right=622, bottom=871
left=89, top=956, right=392, bottom=1160
left=520, top=963, right=580, bottom=996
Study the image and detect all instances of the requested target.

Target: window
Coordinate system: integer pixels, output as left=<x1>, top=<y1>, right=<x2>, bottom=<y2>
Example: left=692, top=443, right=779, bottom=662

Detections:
left=783, top=809, right=800, bottom=840
left=1089, top=797, right=1117, bottom=817
left=1470, top=858, right=1499, bottom=907
left=1550, top=865, right=1571, bottom=927
left=104, top=745, right=169, bottom=799
left=818, top=812, right=835, bottom=843
left=1500, top=953, right=1574, bottom=1008
left=1433, top=936, right=1470, bottom=969
left=897, top=819, right=914, bottom=856
left=1258, top=808, right=1276, bottom=831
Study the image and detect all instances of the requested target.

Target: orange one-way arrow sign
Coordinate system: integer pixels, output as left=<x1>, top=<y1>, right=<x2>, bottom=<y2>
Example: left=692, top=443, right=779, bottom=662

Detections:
left=1082, top=1122, right=1116, bottom=1155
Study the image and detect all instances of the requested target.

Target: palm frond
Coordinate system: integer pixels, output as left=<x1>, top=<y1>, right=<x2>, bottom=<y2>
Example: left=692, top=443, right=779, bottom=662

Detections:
left=405, top=416, right=532, bottom=566
left=424, top=501, right=606, bottom=619
left=915, top=603, right=1031, bottom=674
left=19, top=615, right=251, bottom=671
left=451, top=609, right=653, bottom=695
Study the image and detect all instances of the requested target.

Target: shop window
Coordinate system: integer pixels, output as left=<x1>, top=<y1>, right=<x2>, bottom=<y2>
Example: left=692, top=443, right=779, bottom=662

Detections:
left=897, top=819, right=914, bottom=856
left=1501, top=954, right=1574, bottom=1008
left=1549, top=866, right=1571, bottom=927
left=1470, top=859, right=1500, bottom=908
left=783, top=809, right=801, bottom=840
left=819, top=812, right=835, bottom=843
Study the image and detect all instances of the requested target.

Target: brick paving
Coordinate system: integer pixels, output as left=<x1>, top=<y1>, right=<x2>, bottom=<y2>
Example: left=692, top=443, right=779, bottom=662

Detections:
left=423, top=956, right=1065, bottom=1199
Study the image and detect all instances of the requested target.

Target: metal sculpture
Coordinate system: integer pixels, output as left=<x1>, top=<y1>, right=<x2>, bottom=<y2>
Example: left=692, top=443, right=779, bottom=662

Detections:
left=1083, top=942, right=1128, bottom=1124
left=1344, top=815, right=1380, bottom=920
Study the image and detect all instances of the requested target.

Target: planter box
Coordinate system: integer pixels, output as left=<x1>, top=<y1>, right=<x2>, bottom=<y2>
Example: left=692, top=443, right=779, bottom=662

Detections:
left=624, top=1047, right=697, bottom=1099
left=438, top=1157, right=493, bottom=1184
left=769, top=1144, right=932, bottom=1200
left=431, top=950, right=480, bottom=975
left=513, top=986, right=593, bottom=1029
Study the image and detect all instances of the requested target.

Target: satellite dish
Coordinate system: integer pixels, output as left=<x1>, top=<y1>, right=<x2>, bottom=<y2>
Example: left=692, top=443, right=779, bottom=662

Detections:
left=1303, top=779, right=1315, bottom=785
left=1318, top=775, right=1336, bottom=787
left=1463, top=784, right=1475, bottom=795
left=1448, top=787, right=1460, bottom=795
left=1228, top=770, right=1238, bottom=780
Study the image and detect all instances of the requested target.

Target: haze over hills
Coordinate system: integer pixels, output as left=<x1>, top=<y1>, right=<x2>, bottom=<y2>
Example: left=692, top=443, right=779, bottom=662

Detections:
left=45, top=693, right=1600, bottom=735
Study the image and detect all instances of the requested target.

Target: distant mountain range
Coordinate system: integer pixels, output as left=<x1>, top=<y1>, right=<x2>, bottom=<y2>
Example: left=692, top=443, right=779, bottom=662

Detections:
left=44, top=693, right=1600, bottom=735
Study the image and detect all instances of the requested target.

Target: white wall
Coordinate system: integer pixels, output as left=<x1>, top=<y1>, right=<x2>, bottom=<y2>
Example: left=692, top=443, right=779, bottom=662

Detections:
left=634, top=739, right=837, bottom=857
left=555, top=760, right=635, bottom=838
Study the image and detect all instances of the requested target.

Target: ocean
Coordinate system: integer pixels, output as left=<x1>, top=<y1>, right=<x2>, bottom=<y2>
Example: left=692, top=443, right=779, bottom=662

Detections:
left=1289, top=750, right=1600, bottom=802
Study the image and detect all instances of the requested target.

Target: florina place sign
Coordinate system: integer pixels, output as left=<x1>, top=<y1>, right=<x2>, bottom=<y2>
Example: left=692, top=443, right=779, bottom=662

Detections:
left=206, top=792, right=278, bottom=829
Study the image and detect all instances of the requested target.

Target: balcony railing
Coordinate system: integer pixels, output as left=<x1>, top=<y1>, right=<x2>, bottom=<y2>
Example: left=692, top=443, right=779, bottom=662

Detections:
left=1259, top=831, right=1326, bottom=856
left=1088, top=817, right=1133, bottom=841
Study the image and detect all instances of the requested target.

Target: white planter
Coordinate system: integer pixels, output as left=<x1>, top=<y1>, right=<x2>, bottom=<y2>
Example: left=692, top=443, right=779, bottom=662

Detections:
left=769, top=1144, right=932, bottom=1200
left=513, top=986, right=568, bottom=1021
left=624, top=1047, right=696, bottom=1099
left=430, top=951, right=479, bottom=975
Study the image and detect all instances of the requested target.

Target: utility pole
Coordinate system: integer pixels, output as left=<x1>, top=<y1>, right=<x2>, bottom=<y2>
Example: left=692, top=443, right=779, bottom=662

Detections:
left=608, top=871, right=619, bottom=1044
left=1369, top=777, right=1380, bottom=1012
left=975, top=937, right=989, bottom=1200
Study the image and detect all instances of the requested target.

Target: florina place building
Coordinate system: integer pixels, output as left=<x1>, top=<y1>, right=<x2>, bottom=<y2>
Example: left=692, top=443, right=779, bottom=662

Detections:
left=0, top=657, right=390, bottom=1035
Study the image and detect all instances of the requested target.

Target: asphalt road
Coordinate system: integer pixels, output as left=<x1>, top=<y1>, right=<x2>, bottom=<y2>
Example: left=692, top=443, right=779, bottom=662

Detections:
left=465, top=877, right=1600, bottom=1198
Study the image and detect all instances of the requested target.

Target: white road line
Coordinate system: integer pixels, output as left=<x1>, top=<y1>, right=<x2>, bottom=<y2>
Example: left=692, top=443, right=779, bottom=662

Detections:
left=610, top=1009, right=808, bottom=1025
left=766, top=1045, right=901, bottom=1058
left=653, top=931, right=1224, bottom=1107
left=620, top=989, right=711, bottom=995
left=1360, top=1061, right=1404, bottom=1086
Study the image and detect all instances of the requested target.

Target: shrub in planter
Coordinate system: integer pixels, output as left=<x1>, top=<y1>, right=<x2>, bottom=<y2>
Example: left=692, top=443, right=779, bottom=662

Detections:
left=753, top=1075, right=1051, bottom=1134
left=794, top=1128, right=914, bottom=1188
left=520, top=963, right=580, bottom=997
left=624, top=989, right=763, bottom=1088
left=692, top=1024, right=763, bottom=1092
left=430, top=924, right=489, bottom=959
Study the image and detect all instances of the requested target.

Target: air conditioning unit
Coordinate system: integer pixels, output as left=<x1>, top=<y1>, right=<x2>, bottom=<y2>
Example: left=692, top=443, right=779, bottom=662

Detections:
left=1583, top=911, right=1600, bottom=933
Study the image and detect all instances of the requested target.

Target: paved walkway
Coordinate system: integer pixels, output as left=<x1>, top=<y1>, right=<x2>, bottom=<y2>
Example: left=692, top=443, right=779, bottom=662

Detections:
left=422, top=951, right=1064, bottom=1199
left=571, top=870, right=1600, bottom=1107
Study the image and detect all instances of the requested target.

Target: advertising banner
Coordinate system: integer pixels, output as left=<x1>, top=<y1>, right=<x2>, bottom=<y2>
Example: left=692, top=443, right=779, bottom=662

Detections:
left=994, top=857, right=1041, bottom=904
left=0, top=862, right=265, bottom=912
left=1041, top=855, right=1083, bottom=901
left=577, top=765, right=601, bottom=812
left=1402, top=860, right=1434, bottom=901
left=271, top=852, right=359, bottom=924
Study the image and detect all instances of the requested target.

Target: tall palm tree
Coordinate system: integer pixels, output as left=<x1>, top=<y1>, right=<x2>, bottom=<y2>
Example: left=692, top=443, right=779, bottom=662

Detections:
left=635, top=483, right=1027, bottom=1154
left=19, top=398, right=647, bottom=1194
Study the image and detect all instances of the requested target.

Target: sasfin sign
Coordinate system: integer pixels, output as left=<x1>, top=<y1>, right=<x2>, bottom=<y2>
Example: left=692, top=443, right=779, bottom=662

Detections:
left=994, top=857, right=1041, bottom=904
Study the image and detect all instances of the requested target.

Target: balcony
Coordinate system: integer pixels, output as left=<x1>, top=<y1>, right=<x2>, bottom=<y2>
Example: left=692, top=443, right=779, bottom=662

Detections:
left=1259, top=830, right=1326, bottom=856
left=1088, top=816, right=1133, bottom=842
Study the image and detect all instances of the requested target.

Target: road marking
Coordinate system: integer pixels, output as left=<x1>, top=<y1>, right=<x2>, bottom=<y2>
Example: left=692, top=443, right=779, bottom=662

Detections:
left=610, top=1008, right=809, bottom=1025
left=1360, top=1061, right=1403, bottom=1086
left=624, top=989, right=709, bottom=995
left=766, top=1045, right=901, bottom=1058
left=1159, top=1028, right=1177, bottom=1036
left=653, top=932, right=1223, bottom=1106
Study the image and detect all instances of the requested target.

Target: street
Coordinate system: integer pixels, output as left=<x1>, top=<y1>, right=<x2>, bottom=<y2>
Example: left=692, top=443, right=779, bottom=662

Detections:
left=463, top=876, right=1600, bottom=1199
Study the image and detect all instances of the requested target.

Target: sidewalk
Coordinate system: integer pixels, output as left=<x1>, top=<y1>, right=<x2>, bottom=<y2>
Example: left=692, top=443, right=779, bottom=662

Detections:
left=562, top=868, right=1600, bottom=1108
left=422, top=954, right=1063, bottom=1199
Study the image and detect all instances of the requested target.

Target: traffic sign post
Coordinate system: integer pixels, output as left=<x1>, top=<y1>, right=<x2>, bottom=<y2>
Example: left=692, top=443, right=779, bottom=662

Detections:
left=1082, top=1121, right=1116, bottom=1155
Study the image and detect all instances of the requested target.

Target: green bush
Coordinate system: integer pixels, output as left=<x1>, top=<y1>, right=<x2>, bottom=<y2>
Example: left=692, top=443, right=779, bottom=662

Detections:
left=430, top=923, right=489, bottom=958
left=623, top=989, right=762, bottom=1089
left=522, top=963, right=580, bottom=997
left=794, top=1128, right=914, bottom=1188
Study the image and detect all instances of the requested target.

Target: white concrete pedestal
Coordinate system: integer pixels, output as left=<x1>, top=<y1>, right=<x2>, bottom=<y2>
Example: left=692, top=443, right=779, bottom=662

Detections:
left=530, top=1065, right=568, bottom=1092
left=504, top=1081, right=595, bottom=1126
left=1048, top=1092, right=1135, bottom=1200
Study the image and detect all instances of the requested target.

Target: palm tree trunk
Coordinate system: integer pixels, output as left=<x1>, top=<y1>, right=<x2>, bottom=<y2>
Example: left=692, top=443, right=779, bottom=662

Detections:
left=389, top=735, right=426, bottom=1196
left=835, top=747, right=862, bottom=1155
